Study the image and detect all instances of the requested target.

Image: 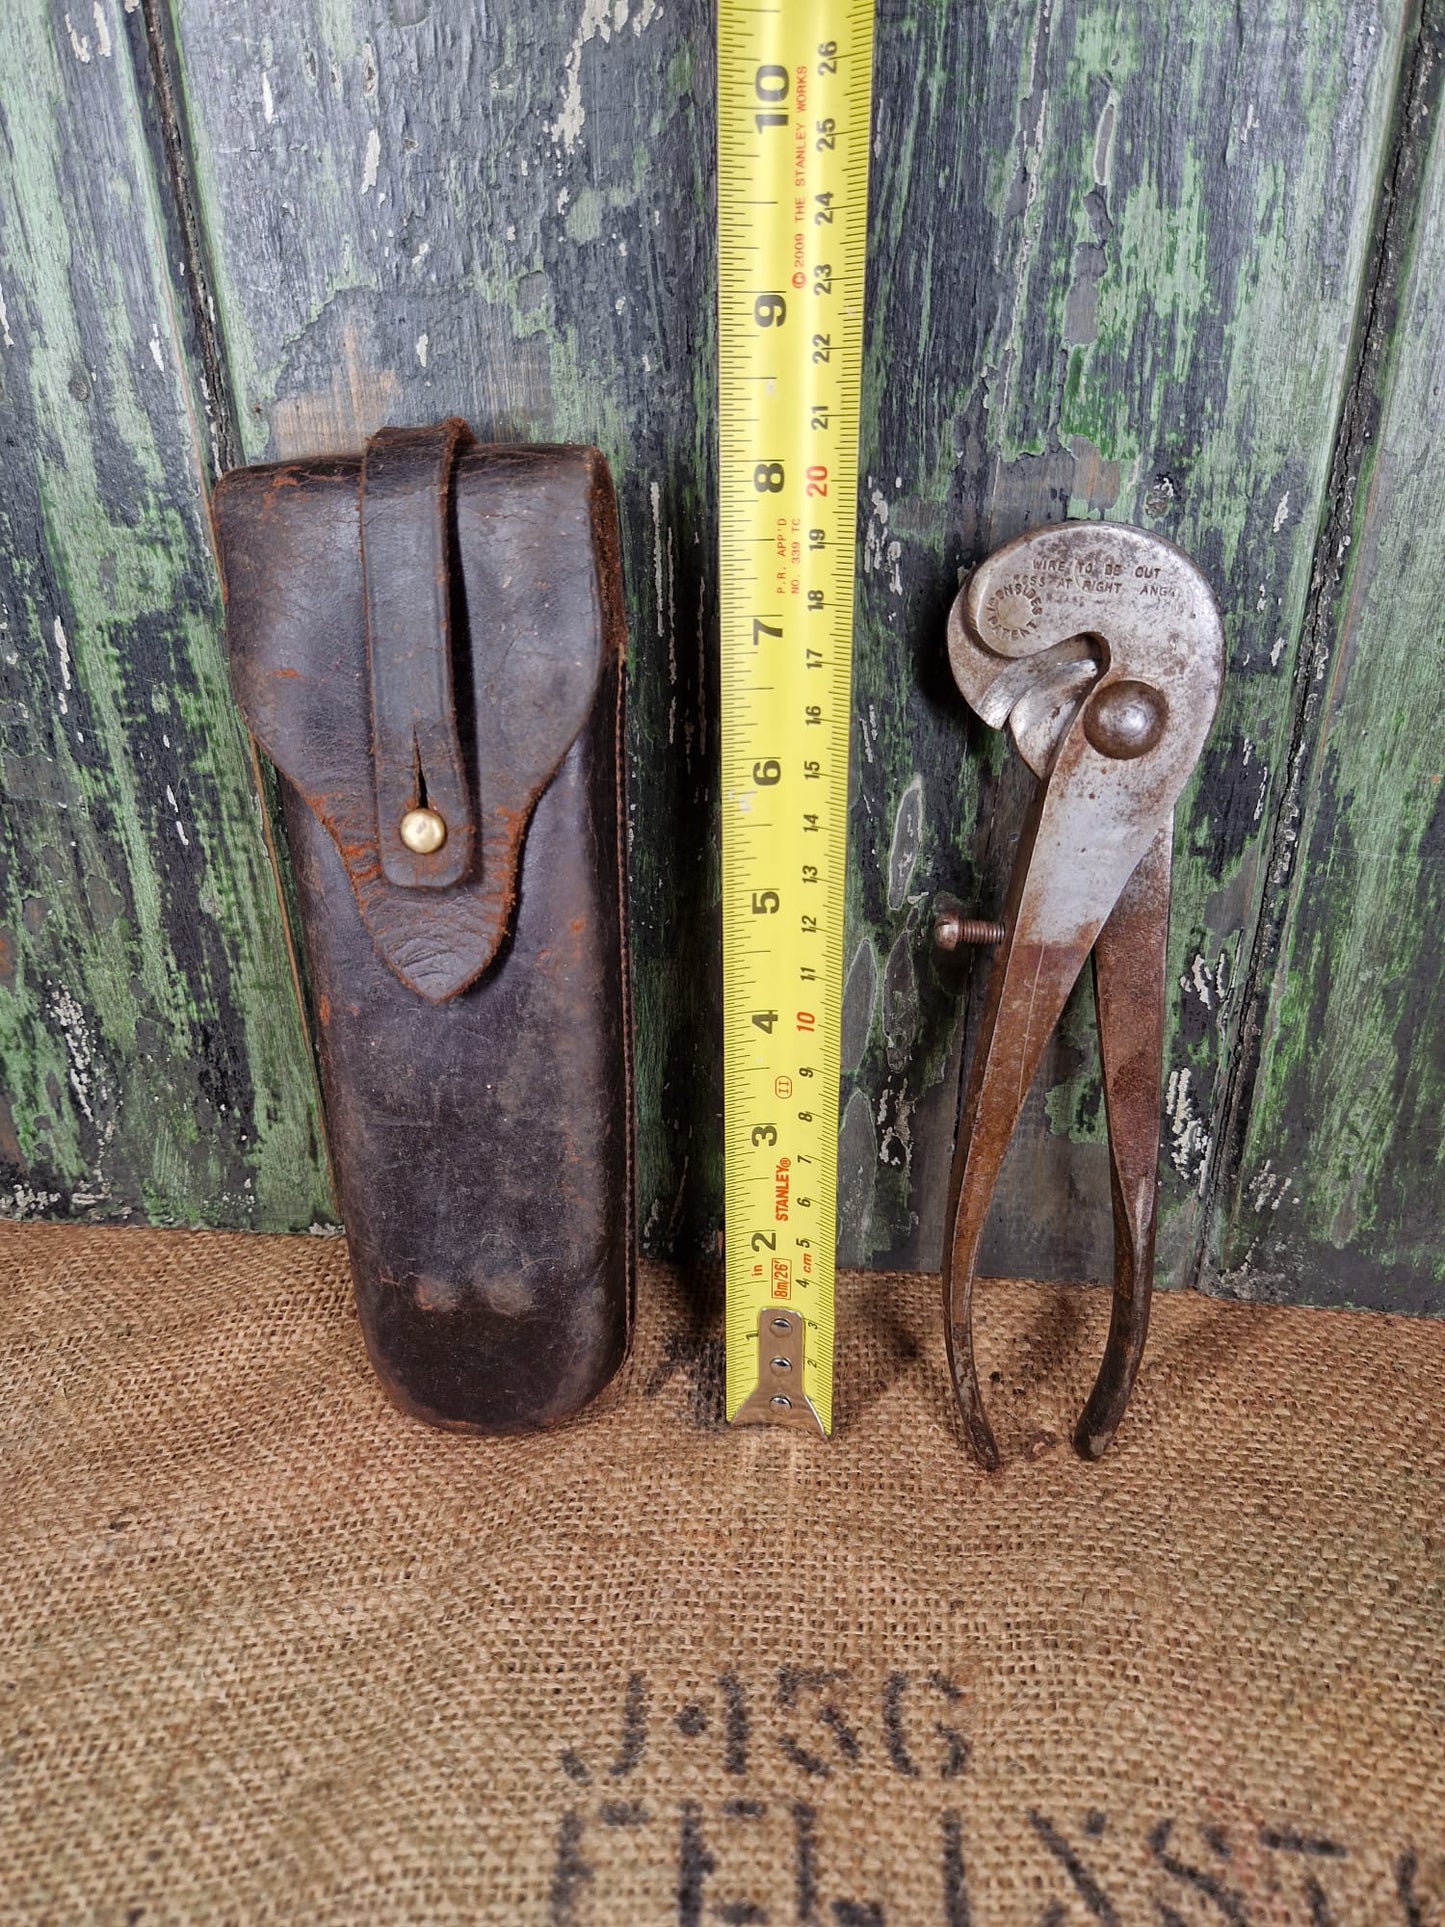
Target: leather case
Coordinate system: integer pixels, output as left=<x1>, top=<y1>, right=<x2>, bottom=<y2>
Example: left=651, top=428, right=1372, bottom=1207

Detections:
left=213, top=422, right=633, bottom=1432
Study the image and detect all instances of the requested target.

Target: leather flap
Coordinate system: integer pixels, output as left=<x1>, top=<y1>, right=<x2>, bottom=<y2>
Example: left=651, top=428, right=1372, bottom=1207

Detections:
left=214, top=436, right=621, bottom=1002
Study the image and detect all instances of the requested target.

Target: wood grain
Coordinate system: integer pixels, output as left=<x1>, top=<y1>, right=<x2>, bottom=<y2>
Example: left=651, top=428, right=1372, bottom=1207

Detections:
left=169, top=0, right=725, bottom=1255
left=1216, top=16, right=1445, bottom=1309
left=841, top=0, right=1413, bottom=1284
left=170, top=0, right=1419, bottom=1283
left=0, top=1, right=331, bottom=1228
left=4, top=0, right=1439, bottom=1311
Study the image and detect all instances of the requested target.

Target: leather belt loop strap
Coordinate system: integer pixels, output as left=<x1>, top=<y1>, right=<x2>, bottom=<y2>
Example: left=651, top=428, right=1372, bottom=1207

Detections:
left=361, top=419, right=476, bottom=890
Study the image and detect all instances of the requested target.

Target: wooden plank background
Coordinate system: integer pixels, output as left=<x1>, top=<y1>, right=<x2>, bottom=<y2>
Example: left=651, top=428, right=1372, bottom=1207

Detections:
left=1217, top=14, right=1445, bottom=1310
left=0, top=2, right=330, bottom=1229
left=170, top=0, right=725, bottom=1254
left=0, top=0, right=1440, bottom=1311
left=842, top=0, right=1414, bottom=1282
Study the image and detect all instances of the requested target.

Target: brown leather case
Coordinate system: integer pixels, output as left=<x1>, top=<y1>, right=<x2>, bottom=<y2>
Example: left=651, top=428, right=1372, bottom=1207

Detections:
left=213, top=423, right=633, bottom=1432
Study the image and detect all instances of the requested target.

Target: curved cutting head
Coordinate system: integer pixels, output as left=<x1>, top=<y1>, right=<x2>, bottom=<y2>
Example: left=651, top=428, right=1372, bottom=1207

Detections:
left=947, top=522, right=1223, bottom=956
left=948, top=521, right=1223, bottom=783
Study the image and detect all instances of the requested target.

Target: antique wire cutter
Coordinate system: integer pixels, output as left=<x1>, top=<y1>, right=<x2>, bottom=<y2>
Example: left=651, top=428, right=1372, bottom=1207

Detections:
left=941, top=523, right=1224, bottom=1468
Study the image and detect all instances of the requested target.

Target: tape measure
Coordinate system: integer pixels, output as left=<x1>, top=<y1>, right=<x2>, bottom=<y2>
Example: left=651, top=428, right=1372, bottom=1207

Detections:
left=718, top=0, right=875, bottom=1434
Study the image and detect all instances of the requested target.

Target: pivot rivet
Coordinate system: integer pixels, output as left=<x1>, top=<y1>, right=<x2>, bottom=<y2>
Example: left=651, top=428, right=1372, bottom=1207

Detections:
left=1084, top=681, right=1167, bottom=760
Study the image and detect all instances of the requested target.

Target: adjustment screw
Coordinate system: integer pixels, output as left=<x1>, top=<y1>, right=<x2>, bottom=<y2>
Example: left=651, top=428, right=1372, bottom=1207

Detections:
left=934, top=911, right=1006, bottom=951
left=399, top=807, right=447, bottom=854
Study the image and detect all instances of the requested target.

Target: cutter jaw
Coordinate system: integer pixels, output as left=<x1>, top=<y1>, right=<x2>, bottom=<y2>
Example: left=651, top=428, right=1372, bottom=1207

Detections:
left=942, top=523, right=1224, bottom=1468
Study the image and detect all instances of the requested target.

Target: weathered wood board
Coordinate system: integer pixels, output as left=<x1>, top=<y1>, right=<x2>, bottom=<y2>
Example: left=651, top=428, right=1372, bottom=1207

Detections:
left=1215, top=20, right=1445, bottom=1309
left=840, top=0, right=1413, bottom=1282
left=2, top=0, right=1440, bottom=1312
left=166, top=0, right=1425, bottom=1290
left=167, top=0, right=726, bottom=1256
left=0, top=1, right=330, bottom=1228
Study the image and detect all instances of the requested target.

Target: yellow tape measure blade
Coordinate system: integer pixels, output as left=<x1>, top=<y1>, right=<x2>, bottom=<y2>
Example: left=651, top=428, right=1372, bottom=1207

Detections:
left=718, top=0, right=875, bottom=1435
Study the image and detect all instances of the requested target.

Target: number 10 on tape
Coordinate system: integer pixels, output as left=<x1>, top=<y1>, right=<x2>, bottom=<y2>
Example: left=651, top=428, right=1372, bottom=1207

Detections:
left=718, top=0, right=875, bottom=1435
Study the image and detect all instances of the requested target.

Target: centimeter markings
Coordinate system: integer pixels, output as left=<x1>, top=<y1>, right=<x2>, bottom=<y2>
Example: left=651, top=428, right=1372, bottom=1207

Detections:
left=719, top=0, right=875, bottom=1433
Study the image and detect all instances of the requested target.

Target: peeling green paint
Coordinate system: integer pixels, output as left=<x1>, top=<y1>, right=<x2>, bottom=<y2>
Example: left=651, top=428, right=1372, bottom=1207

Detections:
left=1222, top=69, right=1445, bottom=1306
left=2, top=0, right=1438, bottom=1313
left=0, top=0, right=330, bottom=1226
left=842, top=0, right=1410, bottom=1279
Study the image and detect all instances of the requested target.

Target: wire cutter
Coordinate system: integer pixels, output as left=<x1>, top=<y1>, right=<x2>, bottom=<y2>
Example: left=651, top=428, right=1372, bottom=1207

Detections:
left=941, top=522, right=1224, bottom=1468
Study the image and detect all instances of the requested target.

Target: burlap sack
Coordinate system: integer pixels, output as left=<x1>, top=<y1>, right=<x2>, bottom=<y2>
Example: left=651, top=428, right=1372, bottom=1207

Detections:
left=1, top=1222, right=1442, bottom=1923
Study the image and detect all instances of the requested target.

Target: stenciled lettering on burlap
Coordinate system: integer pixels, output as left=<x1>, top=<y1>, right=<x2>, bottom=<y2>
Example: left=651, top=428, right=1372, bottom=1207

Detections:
left=546, top=1671, right=1436, bottom=1925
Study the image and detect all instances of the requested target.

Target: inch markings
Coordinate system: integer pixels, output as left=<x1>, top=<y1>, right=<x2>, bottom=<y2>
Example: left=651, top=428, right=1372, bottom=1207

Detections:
left=719, top=0, right=875, bottom=1434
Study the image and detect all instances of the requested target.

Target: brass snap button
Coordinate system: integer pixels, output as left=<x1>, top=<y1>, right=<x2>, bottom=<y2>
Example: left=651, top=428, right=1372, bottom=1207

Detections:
left=399, top=807, right=447, bottom=854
